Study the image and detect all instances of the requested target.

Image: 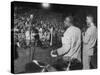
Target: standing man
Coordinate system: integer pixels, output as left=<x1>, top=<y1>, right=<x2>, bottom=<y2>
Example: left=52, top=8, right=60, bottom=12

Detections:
left=83, top=15, right=97, bottom=69
left=51, top=16, right=82, bottom=70
left=49, top=27, right=53, bottom=46
left=25, top=27, right=31, bottom=46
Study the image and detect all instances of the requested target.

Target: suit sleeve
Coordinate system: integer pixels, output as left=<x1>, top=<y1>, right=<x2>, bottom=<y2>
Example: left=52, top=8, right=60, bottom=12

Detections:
left=57, top=31, right=71, bottom=55
left=83, top=28, right=91, bottom=44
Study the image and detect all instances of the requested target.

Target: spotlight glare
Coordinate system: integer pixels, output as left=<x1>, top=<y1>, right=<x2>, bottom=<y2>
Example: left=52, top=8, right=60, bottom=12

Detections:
left=42, top=3, right=50, bottom=8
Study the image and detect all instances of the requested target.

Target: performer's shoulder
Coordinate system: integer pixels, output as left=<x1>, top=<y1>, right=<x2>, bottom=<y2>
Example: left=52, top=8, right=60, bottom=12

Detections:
left=72, top=26, right=81, bottom=32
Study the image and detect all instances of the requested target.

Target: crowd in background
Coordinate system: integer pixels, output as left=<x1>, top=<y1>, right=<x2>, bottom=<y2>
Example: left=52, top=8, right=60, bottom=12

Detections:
left=13, top=10, right=65, bottom=48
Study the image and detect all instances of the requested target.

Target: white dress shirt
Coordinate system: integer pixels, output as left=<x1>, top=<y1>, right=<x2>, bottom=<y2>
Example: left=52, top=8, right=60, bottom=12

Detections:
left=57, top=26, right=81, bottom=61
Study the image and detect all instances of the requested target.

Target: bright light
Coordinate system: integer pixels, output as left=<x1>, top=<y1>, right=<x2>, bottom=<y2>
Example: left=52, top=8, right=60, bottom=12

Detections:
left=42, top=3, right=50, bottom=8
left=30, top=14, right=33, bottom=19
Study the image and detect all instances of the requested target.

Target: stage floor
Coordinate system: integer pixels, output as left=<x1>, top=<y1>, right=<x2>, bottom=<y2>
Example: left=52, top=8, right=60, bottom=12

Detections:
left=14, top=47, right=56, bottom=73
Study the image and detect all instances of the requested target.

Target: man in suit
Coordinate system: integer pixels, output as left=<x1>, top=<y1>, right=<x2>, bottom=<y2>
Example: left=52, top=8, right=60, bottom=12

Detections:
left=82, top=15, right=97, bottom=69
left=51, top=16, right=82, bottom=70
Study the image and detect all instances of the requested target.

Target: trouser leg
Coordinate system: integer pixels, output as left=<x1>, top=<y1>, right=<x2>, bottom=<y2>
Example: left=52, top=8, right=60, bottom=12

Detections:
left=83, top=53, right=91, bottom=69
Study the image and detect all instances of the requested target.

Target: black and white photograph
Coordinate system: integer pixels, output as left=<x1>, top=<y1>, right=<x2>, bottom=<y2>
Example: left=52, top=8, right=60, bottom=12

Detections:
left=11, top=1, right=97, bottom=74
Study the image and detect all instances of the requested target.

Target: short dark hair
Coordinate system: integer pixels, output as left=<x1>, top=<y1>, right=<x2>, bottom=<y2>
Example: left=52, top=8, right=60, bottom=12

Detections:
left=65, top=16, right=73, bottom=23
left=87, top=14, right=94, bottom=21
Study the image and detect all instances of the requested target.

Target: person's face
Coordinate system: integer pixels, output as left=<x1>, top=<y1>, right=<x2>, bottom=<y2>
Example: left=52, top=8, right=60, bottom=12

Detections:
left=86, top=16, right=93, bottom=26
left=64, top=17, right=70, bottom=27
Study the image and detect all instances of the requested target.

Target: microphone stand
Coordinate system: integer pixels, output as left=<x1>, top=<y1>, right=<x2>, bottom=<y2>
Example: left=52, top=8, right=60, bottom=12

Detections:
left=29, top=14, right=35, bottom=62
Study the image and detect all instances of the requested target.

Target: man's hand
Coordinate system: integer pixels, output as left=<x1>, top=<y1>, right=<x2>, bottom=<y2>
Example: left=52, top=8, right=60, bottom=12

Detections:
left=50, top=50, right=57, bottom=57
left=82, top=32, right=85, bottom=37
